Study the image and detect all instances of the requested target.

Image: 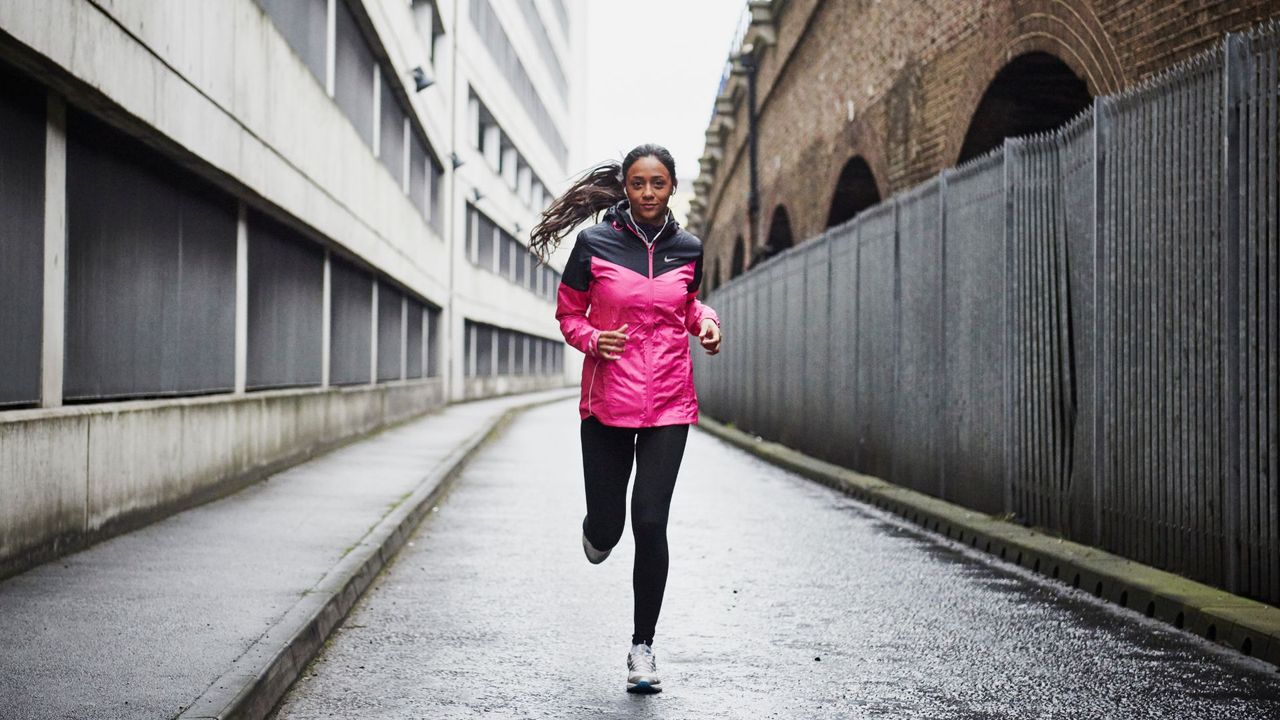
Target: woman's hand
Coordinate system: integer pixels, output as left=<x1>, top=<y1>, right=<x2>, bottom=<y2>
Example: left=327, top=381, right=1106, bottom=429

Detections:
left=597, top=323, right=629, bottom=360
left=699, top=318, right=722, bottom=355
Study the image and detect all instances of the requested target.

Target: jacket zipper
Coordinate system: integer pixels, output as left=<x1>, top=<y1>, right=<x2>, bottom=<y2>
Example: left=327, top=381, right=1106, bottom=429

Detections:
left=623, top=212, right=671, bottom=426
left=645, top=241, right=655, bottom=425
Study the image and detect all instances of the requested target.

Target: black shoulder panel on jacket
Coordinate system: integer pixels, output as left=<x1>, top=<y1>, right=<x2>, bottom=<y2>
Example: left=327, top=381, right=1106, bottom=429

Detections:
left=561, top=231, right=594, bottom=292
left=652, top=230, right=703, bottom=283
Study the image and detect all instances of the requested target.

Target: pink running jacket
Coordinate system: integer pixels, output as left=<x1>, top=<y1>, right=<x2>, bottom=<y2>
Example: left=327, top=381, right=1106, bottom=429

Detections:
left=556, top=201, right=720, bottom=428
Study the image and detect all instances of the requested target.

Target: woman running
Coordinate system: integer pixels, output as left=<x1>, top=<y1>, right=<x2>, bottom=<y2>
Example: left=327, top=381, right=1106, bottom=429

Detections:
left=530, top=143, right=721, bottom=694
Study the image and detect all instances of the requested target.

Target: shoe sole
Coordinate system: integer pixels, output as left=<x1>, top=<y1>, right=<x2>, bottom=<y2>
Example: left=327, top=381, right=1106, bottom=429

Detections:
left=626, top=680, right=662, bottom=694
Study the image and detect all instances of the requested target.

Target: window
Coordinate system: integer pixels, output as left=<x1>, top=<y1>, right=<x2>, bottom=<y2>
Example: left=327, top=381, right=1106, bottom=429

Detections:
left=410, top=0, right=446, bottom=66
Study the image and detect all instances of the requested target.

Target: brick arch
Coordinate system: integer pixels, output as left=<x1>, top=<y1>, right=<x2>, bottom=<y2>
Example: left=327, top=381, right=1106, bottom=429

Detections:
left=753, top=205, right=793, bottom=267
left=826, top=155, right=883, bottom=229
left=730, top=235, right=746, bottom=279
left=946, top=1, right=1123, bottom=166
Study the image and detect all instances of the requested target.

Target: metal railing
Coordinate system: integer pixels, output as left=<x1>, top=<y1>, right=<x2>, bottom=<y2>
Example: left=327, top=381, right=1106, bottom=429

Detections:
left=695, top=24, right=1280, bottom=605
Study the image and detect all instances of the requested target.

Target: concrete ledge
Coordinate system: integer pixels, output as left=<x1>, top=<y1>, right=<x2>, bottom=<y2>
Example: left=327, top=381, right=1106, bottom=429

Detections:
left=462, top=375, right=570, bottom=401
left=0, top=379, right=445, bottom=581
left=696, top=415, right=1280, bottom=669
left=176, top=392, right=569, bottom=720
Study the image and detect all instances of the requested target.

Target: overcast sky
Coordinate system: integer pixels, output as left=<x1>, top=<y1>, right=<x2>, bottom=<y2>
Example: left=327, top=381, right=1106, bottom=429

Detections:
left=580, top=0, right=745, bottom=183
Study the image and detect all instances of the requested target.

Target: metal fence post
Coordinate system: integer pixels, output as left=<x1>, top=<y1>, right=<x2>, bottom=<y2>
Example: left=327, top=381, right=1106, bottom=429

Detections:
left=1221, top=32, right=1247, bottom=594
left=1091, top=97, right=1107, bottom=549
left=938, top=170, right=950, bottom=501
left=1002, top=139, right=1018, bottom=517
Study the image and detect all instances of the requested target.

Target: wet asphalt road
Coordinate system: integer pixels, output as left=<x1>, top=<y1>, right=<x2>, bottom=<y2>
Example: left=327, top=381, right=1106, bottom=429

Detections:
left=273, top=400, right=1280, bottom=719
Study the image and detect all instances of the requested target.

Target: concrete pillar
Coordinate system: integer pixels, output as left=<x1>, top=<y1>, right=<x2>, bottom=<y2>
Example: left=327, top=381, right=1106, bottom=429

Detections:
left=467, top=95, right=481, bottom=147
left=501, top=145, right=518, bottom=188
left=402, top=118, right=411, bottom=193
left=233, top=202, right=248, bottom=393
left=40, top=94, right=66, bottom=408
left=370, top=279, right=379, bottom=384
left=325, top=0, right=337, bottom=97
left=427, top=307, right=437, bottom=376
left=483, top=125, right=500, bottom=170
left=517, top=164, right=532, bottom=204
left=321, top=250, right=332, bottom=387
left=372, top=65, right=382, bottom=157
left=399, top=296, right=408, bottom=381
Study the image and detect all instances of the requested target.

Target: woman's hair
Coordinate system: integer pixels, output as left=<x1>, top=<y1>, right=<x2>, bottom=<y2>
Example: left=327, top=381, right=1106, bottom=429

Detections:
left=529, top=143, right=676, bottom=263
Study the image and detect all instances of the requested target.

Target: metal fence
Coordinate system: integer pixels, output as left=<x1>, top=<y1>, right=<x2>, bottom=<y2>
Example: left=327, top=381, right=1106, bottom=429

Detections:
left=696, top=26, right=1280, bottom=605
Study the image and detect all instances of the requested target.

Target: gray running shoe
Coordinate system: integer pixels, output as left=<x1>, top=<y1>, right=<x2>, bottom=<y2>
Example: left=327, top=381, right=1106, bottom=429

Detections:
left=626, top=643, right=662, bottom=693
left=582, top=517, right=610, bottom=564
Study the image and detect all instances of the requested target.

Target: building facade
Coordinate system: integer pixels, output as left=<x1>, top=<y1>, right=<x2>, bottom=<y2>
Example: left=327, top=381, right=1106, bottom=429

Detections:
left=0, top=0, right=583, bottom=577
left=690, top=0, right=1280, bottom=284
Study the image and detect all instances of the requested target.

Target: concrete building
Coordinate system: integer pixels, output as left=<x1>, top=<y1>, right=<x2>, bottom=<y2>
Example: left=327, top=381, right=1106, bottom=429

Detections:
left=690, top=0, right=1280, bottom=284
left=0, top=0, right=584, bottom=578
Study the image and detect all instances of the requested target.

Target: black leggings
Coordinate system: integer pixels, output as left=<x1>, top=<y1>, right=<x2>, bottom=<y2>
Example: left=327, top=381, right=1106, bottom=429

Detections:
left=580, top=417, right=689, bottom=647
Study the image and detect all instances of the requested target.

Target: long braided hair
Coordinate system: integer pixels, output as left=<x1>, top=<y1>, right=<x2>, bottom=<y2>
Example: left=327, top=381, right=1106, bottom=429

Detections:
left=530, top=143, right=677, bottom=263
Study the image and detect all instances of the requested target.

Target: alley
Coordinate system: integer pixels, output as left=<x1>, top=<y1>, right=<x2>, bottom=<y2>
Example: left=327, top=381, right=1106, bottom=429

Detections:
left=274, top=400, right=1280, bottom=719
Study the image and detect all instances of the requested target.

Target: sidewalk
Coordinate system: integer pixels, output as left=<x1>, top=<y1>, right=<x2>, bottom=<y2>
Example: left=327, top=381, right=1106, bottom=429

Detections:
left=0, top=389, right=573, bottom=720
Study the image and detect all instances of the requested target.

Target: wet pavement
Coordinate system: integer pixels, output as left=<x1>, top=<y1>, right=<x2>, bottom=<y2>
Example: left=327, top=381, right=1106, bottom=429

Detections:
left=274, top=399, right=1280, bottom=719
left=0, top=391, right=570, bottom=720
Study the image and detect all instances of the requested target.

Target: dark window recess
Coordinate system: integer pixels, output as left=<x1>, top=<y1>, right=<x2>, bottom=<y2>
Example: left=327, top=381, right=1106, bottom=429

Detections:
left=515, top=335, right=528, bottom=375
left=0, top=64, right=46, bottom=407
left=477, top=211, right=495, bottom=270
left=246, top=211, right=324, bottom=390
left=516, top=0, right=568, bottom=105
left=463, top=320, right=563, bottom=377
left=468, top=0, right=567, bottom=166
left=515, top=242, right=528, bottom=287
left=497, top=329, right=512, bottom=375
left=329, top=256, right=373, bottom=386
left=256, top=0, right=328, bottom=85
left=379, top=82, right=407, bottom=186
left=428, top=155, right=443, bottom=234
left=464, top=322, right=474, bottom=375
left=377, top=282, right=403, bottom=382
left=475, top=324, right=494, bottom=377
left=410, top=131, right=429, bottom=220
left=65, top=108, right=237, bottom=401
left=499, top=233, right=513, bottom=277
left=334, top=0, right=376, bottom=147
left=411, top=0, right=445, bottom=65
left=406, top=299, right=424, bottom=379
left=466, top=200, right=564, bottom=300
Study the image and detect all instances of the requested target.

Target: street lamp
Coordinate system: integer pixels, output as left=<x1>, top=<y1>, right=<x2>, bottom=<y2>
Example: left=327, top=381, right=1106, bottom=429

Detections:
left=736, top=43, right=761, bottom=253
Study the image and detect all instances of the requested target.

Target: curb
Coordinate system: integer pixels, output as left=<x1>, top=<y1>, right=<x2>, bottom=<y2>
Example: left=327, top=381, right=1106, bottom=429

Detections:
left=695, top=416, right=1280, bottom=670
left=178, top=392, right=574, bottom=720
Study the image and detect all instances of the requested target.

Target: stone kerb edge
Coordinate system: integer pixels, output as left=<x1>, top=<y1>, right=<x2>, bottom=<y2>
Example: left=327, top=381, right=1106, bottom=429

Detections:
left=695, top=416, right=1280, bottom=669
left=177, top=393, right=569, bottom=720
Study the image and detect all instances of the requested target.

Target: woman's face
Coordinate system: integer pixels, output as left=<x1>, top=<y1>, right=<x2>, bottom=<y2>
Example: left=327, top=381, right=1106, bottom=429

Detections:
left=625, top=156, right=675, bottom=225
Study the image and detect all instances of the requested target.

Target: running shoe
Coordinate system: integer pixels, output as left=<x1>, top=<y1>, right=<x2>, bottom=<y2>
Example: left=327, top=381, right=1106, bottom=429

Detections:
left=582, top=517, right=610, bottom=564
left=626, top=643, right=662, bottom=693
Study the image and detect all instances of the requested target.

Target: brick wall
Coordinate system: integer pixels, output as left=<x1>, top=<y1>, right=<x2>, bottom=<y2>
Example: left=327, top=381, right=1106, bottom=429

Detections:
left=702, top=0, right=1279, bottom=282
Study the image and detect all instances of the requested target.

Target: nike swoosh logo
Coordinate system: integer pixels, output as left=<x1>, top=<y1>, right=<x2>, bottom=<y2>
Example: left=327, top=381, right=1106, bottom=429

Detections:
left=664, top=256, right=679, bottom=263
